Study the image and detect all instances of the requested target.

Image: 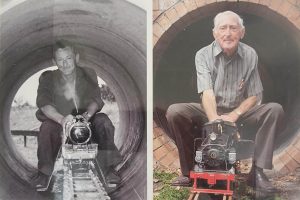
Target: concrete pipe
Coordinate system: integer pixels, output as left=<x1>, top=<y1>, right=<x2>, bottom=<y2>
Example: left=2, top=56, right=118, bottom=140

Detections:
left=0, top=0, right=146, bottom=199
left=154, top=1, right=300, bottom=174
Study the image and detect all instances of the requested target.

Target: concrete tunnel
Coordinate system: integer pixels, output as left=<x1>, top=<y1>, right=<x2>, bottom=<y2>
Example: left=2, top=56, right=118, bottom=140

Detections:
left=0, top=0, right=146, bottom=199
left=153, top=0, right=300, bottom=174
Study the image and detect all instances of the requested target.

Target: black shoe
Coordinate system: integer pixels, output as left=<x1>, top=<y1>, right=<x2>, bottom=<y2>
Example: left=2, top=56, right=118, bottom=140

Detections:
left=35, top=172, right=51, bottom=191
left=106, top=170, right=121, bottom=185
left=247, top=166, right=277, bottom=193
left=171, top=175, right=191, bottom=187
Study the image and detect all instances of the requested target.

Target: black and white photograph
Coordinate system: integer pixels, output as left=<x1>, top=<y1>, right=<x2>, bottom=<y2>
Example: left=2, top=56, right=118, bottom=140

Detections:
left=0, top=0, right=146, bottom=200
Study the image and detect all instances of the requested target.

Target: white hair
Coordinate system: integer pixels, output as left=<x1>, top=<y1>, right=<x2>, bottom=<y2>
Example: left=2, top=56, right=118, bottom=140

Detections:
left=213, top=11, right=244, bottom=31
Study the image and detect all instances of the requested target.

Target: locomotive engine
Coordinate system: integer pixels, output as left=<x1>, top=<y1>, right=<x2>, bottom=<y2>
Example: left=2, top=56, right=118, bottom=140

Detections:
left=194, top=120, right=240, bottom=172
left=61, top=115, right=111, bottom=200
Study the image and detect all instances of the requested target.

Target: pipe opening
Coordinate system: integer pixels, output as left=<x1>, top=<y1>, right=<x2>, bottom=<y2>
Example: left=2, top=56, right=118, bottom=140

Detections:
left=154, top=10, right=300, bottom=151
left=0, top=0, right=146, bottom=199
left=9, top=68, right=120, bottom=167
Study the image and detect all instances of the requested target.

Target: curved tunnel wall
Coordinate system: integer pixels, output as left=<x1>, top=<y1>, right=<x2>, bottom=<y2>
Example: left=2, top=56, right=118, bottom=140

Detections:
left=0, top=0, right=146, bottom=199
left=153, top=0, right=300, bottom=174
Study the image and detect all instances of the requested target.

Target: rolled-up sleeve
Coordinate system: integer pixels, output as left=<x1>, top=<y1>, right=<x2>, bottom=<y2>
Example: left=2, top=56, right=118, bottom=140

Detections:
left=36, top=71, right=55, bottom=108
left=195, top=50, right=213, bottom=94
left=245, top=53, right=263, bottom=100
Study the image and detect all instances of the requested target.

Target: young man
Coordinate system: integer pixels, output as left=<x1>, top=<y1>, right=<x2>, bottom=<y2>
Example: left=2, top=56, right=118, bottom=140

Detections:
left=33, top=40, right=122, bottom=189
left=166, top=11, right=285, bottom=192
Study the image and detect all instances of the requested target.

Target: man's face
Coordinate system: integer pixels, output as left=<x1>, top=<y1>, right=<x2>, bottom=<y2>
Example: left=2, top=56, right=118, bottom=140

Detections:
left=213, top=14, right=245, bottom=56
left=54, top=47, right=76, bottom=76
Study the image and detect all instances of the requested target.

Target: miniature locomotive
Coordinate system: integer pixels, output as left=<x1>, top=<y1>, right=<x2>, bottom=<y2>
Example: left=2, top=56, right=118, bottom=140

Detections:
left=193, top=120, right=240, bottom=173
left=190, top=120, right=243, bottom=199
left=62, top=115, right=111, bottom=200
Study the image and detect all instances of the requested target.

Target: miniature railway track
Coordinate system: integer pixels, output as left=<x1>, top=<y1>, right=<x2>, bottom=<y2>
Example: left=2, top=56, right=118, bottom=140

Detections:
left=63, top=162, right=111, bottom=200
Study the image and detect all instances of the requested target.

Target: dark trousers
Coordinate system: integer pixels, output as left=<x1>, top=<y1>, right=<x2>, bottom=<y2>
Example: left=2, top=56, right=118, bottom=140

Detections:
left=165, top=102, right=285, bottom=176
left=37, top=113, right=122, bottom=176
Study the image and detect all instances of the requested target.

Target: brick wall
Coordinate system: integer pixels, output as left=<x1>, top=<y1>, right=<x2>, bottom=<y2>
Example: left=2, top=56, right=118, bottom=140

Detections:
left=153, top=0, right=300, bottom=175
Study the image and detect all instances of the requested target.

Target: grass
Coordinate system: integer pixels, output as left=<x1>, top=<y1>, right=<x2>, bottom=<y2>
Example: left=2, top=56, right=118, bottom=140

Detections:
left=154, top=170, right=189, bottom=200
left=153, top=170, right=286, bottom=200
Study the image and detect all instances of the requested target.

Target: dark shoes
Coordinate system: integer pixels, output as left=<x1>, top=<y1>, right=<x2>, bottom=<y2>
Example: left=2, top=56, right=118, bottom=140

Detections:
left=32, top=172, right=51, bottom=191
left=171, top=175, right=191, bottom=187
left=247, top=166, right=278, bottom=193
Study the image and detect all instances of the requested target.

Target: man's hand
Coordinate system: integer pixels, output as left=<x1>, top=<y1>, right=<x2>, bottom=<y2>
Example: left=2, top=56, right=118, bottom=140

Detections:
left=60, top=114, right=74, bottom=127
left=220, top=112, right=239, bottom=123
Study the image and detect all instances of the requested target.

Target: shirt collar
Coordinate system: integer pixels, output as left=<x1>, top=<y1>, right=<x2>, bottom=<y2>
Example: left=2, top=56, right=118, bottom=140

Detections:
left=213, top=41, right=244, bottom=58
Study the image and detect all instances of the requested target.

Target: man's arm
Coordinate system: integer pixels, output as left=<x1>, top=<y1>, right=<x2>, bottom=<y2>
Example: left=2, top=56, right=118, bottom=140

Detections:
left=82, top=101, right=104, bottom=121
left=221, top=96, right=258, bottom=122
left=202, top=89, right=220, bottom=122
left=41, top=105, right=73, bottom=126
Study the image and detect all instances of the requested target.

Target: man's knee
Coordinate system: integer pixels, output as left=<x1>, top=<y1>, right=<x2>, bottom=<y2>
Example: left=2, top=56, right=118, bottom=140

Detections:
left=40, top=120, right=61, bottom=134
left=93, top=113, right=114, bottom=129
left=166, top=103, right=187, bottom=122
left=266, top=102, right=284, bottom=118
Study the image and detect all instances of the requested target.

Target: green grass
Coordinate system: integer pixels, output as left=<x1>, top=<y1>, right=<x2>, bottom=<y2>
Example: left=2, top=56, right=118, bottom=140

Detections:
left=154, top=170, right=190, bottom=200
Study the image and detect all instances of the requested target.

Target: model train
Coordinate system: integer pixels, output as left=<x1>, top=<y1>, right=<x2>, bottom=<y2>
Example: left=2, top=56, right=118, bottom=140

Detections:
left=61, top=115, right=111, bottom=200
left=193, top=119, right=240, bottom=173
left=190, top=120, right=248, bottom=198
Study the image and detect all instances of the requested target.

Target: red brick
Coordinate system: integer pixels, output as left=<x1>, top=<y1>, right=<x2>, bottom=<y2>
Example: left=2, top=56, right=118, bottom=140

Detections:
left=165, top=7, right=180, bottom=25
left=273, top=155, right=285, bottom=170
left=287, top=6, right=300, bottom=21
left=294, top=16, right=300, bottom=30
left=154, top=146, right=169, bottom=160
left=169, top=148, right=179, bottom=157
left=259, top=0, right=271, bottom=6
left=153, top=0, right=160, bottom=10
left=164, top=141, right=176, bottom=151
left=288, top=145, right=300, bottom=164
left=183, top=0, right=198, bottom=12
left=268, top=0, right=284, bottom=12
left=153, top=10, right=162, bottom=20
left=292, top=136, right=300, bottom=149
left=156, top=14, right=172, bottom=31
left=160, top=152, right=176, bottom=167
left=153, top=22, right=165, bottom=38
left=275, top=155, right=291, bottom=174
left=170, top=159, right=181, bottom=170
left=288, top=0, right=298, bottom=6
left=277, top=1, right=293, bottom=17
left=279, top=151, right=290, bottom=165
left=247, top=0, right=259, bottom=3
left=284, top=155, right=299, bottom=172
left=153, top=137, right=163, bottom=150
left=195, top=0, right=207, bottom=7
left=205, top=0, right=216, bottom=4
left=153, top=127, right=162, bottom=138
left=156, top=136, right=167, bottom=146
left=153, top=34, right=159, bottom=47
left=174, top=1, right=188, bottom=18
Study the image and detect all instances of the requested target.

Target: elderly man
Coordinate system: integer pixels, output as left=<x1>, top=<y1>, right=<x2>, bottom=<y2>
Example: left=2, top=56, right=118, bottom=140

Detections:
left=33, top=40, right=122, bottom=190
left=166, top=11, right=284, bottom=192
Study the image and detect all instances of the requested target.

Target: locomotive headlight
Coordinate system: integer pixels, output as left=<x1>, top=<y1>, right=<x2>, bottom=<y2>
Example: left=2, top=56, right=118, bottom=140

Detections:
left=195, top=150, right=202, bottom=163
left=209, top=132, right=217, bottom=141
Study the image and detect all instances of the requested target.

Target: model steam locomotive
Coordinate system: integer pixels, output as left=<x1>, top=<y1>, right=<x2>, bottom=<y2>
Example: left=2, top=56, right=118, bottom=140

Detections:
left=193, top=119, right=240, bottom=173
left=189, top=120, right=252, bottom=198
left=61, top=115, right=111, bottom=200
